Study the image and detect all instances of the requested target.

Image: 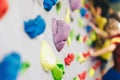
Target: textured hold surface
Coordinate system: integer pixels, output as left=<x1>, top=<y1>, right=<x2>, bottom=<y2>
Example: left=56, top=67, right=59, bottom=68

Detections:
left=0, top=52, right=21, bottom=80
left=69, top=0, right=80, bottom=11
left=52, top=18, right=70, bottom=52
left=43, top=0, right=57, bottom=11
left=51, top=62, right=65, bottom=80
left=24, top=15, right=46, bottom=39
left=0, top=0, right=8, bottom=19
left=40, top=41, right=57, bottom=71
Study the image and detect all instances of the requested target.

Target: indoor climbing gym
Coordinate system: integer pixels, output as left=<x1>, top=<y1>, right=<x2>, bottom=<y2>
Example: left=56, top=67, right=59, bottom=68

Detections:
left=0, top=0, right=120, bottom=80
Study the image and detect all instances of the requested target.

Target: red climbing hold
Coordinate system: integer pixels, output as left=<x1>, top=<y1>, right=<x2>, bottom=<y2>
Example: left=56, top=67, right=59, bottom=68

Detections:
left=64, top=53, right=74, bottom=66
left=0, top=0, right=8, bottom=19
left=78, top=71, right=87, bottom=80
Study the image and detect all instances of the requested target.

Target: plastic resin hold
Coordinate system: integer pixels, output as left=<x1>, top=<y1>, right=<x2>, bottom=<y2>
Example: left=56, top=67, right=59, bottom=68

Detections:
left=52, top=18, right=70, bottom=52
left=20, top=62, right=30, bottom=74
left=67, top=29, right=75, bottom=46
left=56, top=1, right=61, bottom=13
left=51, top=62, right=65, bottom=80
left=76, top=34, right=88, bottom=43
left=78, top=19, right=84, bottom=27
left=89, top=61, right=101, bottom=77
left=73, top=71, right=87, bottom=80
left=65, top=8, right=71, bottom=24
left=86, top=25, right=92, bottom=33
left=80, top=7, right=87, bottom=17
left=43, top=0, right=58, bottom=11
left=0, top=0, right=8, bottom=19
left=24, top=15, right=46, bottom=39
left=78, top=71, right=87, bottom=80
left=69, top=0, right=80, bottom=11
left=77, top=51, right=91, bottom=63
left=0, top=52, right=21, bottom=80
left=40, top=41, right=57, bottom=71
left=64, top=53, right=74, bottom=65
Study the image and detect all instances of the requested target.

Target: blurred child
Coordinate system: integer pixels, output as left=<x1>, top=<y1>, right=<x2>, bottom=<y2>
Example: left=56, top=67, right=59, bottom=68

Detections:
left=89, top=0, right=112, bottom=76
left=89, top=18, right=120, bottom=80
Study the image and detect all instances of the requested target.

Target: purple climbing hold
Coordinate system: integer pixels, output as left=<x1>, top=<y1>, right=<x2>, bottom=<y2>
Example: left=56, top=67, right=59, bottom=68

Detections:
left=24, top=15, right=46, bottom=39
left=52, top=18, right=70, bottom=52
left=69, top=0, right=80, bottom=11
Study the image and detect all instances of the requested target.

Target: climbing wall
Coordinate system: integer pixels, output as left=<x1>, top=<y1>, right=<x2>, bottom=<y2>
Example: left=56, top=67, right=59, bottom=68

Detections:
left=0, top=0, right=101, bottom=80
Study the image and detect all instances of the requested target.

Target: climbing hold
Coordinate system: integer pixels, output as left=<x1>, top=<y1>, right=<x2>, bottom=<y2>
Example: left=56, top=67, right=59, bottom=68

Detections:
left=76, top=34, right=81, bottom=43
left=0, top=0, right=8, bottom=19
left=81, top=0, right=85, bottom=7
left=89, top=61, right=101, bottom=77
left=86, top=38, right=93, bottom=46
left=77, top=51, right=91, bottom=63
left=84, top=3, right=90, bottom=9
left=69, top=0, right=80, bottom=11
left=20, top=62, right=30, bottom=74
left=76, top=34, right=88, bottom=43
left=78, top=19, right=84, bottom=27
left=43, top=0, right=58, bottom=11
left=51, top=62, right=65, bottom=80
left=85, top=12, right=90, bottom=19
left=52, top=18, right=70, bottom=52
left=64, top=53, right=74, bottom=65
left=67, top=29, right=75, bottom=46
left=40, top=41, right=57, bottom=71
left=73, top=71, right=87, bottom=80
left=65, top=8, right=71, bottom=24
left=80, top=7, right=87, bottom=17
left=73, top=77, right=79, bottom=80
left=86, top=25, right=92, bottom=33
left=0, top=52, right=21, bottom=80
left=78, top=71, right=87, bottom=80
left=24, top=15, right=46, bottom=39
left=56, top=1, right=61, bottom=14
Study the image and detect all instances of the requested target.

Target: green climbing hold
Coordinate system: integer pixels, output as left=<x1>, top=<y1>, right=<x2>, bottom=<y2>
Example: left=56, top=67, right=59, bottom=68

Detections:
left=67, top=29, right=75, bottom=46
left=56, top=1, right=61, bottom=14
left=51, top=62, right=65, bottom=80
left=78, top=19, right=84, bottom=27
left=20, top=62, right=30, bottom=74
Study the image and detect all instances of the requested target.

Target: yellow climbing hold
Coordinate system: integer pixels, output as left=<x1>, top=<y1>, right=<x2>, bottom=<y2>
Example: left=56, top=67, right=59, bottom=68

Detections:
left=65, top=8, right=71, bottom=24
left=89, top=68, right=95, bottom=77
left=40, top=41, right=57, bottom=71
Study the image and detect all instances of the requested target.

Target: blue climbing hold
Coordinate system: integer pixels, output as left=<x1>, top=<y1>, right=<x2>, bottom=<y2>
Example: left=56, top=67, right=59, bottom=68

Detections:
left=80, top=7, right=87, bottom=17
left=43, top=0, right=58, bottom=11
left=86, top=25, right=92, bottom=33
left=24, top=15, right=46, bottom=39
left=51, top=0, right=57, bottom=5
left=1, top=52, right=21, bottom=80
left=0, top=63, right=1, bottom=80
